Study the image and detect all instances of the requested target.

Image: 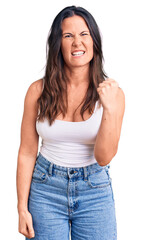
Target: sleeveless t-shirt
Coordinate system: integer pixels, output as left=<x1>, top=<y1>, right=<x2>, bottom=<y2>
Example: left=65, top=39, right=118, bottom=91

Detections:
left=36, top=79, right=103, bottom=167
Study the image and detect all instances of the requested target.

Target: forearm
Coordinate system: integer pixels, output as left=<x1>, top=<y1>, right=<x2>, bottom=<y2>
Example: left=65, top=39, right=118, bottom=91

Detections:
left=16, top=149, right=37, bottom=213
left=94, top=109, right=119, bottom=166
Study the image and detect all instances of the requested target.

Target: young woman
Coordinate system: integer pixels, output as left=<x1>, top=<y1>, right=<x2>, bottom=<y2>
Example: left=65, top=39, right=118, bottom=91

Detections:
left=16, top=5, right=125, bottom=240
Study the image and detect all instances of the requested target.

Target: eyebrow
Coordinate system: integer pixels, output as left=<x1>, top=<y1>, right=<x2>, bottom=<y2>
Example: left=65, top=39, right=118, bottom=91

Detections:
left=62, top=30, right=90, bottom=35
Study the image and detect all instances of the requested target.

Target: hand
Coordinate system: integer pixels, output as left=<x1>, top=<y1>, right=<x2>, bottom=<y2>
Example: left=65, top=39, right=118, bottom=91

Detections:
left=97, top=78, right=119, bottom=111
left=18, top=209, right=35, bottom=239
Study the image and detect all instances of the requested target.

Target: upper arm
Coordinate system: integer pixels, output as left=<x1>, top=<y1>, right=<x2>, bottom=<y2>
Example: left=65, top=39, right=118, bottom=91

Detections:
left=19, top=79, right=44, bottom=157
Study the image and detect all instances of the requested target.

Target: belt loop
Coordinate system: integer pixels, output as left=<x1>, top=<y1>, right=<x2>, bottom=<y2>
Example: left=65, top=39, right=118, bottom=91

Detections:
left=48, top=162, right=53, bottom=176
left=83, top=166, right=88, bottom=181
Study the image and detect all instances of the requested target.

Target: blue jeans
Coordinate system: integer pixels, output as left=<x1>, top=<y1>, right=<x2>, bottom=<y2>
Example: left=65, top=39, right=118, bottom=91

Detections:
left=26, top=152, right=117, bottom=240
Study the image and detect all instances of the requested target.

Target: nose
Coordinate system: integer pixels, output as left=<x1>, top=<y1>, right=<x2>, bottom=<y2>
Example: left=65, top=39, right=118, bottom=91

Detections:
left=72, top=36, right=82, bottom=47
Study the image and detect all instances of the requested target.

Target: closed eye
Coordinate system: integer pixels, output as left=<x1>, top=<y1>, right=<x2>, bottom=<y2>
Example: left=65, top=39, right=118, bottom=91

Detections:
left=81, top=33, right=89, bottom=37
left=64, top=34, right=73, bottom=38
left=63, top=32, right=89, bottom=38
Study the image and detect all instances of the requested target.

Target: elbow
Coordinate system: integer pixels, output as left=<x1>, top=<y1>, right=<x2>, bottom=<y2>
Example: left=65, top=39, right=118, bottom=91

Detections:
left=95, top=155, right=112, bottom=166
left=95, top=155, right=114, bottom=167
left=94, top=147, right=118, bottom=166
left=96, top=158, right=112, bottom=166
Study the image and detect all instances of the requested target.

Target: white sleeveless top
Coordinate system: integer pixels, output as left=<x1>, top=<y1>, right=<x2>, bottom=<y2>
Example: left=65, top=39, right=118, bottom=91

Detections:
left=36, top=99, right=103, bottom=167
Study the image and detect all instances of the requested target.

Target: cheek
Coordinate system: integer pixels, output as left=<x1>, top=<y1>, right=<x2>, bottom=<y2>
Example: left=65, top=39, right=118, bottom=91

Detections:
left=61, top=42, right=71, bottom=58
left=85, top=38, right=94, bottom=55
left=88, top=41, right=94, bottom=56
left=61, top=47, right=71, bottom=64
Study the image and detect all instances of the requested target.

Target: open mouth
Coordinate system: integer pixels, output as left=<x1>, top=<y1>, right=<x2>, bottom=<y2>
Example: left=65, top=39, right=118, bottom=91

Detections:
left=71, top=51, right=85, bottom=56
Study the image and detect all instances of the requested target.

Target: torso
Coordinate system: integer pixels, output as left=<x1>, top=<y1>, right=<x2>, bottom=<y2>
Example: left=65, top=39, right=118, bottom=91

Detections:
left=55, top=83, right=96, bottom=122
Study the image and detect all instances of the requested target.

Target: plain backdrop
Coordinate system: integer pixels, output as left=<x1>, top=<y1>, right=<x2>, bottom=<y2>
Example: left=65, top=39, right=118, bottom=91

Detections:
left=0, top=0, right=141, bottom=239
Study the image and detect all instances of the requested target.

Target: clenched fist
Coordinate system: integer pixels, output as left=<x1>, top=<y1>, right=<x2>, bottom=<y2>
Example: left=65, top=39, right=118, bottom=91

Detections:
left=18, top=209, right=35, bottom=239
left=97, top=78, right=120, bottom=111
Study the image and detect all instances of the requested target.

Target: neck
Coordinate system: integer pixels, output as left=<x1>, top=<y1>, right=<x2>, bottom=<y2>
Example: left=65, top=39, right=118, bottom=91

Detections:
left=64, top=65, right=90, bottom=87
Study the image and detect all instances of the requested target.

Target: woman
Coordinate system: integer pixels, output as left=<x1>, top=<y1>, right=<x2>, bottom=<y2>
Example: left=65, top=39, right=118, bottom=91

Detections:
left=16, top=5, right=125, bottom=240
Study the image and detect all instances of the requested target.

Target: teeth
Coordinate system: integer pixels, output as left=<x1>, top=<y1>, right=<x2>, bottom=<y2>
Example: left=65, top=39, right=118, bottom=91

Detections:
left=72, top=51, right=85, bottom=56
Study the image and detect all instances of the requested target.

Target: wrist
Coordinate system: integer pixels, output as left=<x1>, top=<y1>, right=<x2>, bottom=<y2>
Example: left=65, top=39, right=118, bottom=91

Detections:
left=103, top=107, right=117, bottom=114
left=17, top=203, right=28, bottom=213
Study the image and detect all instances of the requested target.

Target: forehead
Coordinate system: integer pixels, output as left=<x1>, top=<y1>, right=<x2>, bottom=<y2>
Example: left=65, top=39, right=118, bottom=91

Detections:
left=61, top=15, right=89, bottom=33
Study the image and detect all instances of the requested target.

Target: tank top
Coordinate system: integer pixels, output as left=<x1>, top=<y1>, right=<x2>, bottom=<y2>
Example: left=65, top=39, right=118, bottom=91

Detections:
left=36, top=98, right=103, bottom=167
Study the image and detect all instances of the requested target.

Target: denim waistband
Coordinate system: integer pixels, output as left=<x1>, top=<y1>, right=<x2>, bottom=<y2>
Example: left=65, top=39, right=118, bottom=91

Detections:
left=36, top=152, right=110, bottom=180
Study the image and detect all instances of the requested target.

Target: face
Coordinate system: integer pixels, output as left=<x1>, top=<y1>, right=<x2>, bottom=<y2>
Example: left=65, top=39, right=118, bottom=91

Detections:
left=61, top=15, right=94, bottom=69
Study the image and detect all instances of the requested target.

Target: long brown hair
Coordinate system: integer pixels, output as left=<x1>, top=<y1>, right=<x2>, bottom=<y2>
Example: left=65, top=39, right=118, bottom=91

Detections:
left=37, top=6, right=108, bottom=126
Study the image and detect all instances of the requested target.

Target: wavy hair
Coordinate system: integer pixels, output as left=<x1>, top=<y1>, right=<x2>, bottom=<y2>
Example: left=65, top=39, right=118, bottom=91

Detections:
left=37, top=5, right=108, bottom=125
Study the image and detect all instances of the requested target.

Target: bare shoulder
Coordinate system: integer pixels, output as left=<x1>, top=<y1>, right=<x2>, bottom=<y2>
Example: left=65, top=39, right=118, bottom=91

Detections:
left=26, top=78, right=44, bottom=99
left=24, top=78, right=44, bottom=106
left=19, top=78, right=44, bottom=156
left=23, top=78, right=44, bottom=115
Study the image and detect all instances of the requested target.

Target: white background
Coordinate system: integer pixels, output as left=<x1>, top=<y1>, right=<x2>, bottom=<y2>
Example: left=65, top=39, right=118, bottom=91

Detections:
left=0, top=0, right=141, bottom=239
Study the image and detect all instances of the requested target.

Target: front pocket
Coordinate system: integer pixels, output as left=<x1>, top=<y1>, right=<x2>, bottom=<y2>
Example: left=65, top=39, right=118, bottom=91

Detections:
left=87, top=168, right=111, bottom=188
left=32, top=163, right=49, bottom=183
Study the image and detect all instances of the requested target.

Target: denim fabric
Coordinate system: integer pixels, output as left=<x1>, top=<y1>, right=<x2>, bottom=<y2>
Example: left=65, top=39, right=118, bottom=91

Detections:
left=26, top=152, right=117, bottom=240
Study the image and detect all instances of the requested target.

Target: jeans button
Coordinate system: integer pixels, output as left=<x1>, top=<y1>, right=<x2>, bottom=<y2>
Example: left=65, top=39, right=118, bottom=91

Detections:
left=70, top=170, right=74, bottom=174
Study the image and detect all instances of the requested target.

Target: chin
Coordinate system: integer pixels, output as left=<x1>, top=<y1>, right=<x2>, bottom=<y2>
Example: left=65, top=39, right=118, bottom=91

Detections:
left=70, top=60, right=90, bottom=67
